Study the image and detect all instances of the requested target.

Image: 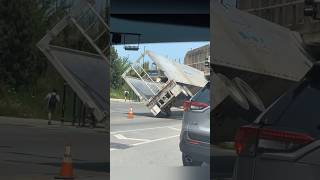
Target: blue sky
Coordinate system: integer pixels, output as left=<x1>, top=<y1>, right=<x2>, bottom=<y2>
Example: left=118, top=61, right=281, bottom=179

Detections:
left=113, top=41, right=209, bottom=64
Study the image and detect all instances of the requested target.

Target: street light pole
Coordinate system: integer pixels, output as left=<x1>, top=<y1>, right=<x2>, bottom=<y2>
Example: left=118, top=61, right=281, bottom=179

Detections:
left=143, top=46, right=146, bottom=70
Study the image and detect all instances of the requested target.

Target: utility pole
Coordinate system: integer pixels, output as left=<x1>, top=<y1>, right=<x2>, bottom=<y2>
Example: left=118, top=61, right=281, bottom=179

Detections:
left=143, top=46, right=146, bottom=70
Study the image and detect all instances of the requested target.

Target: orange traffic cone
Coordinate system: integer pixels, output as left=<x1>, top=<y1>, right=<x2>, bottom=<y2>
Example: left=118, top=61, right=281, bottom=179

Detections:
left=55, top=144, right=74, bottom=179
left=128, top=107, right=134, bottom=119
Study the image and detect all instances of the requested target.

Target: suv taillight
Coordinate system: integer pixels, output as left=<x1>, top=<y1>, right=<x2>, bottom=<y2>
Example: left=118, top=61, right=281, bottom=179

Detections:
left=235, top=126, right=314, bottom=156
left=183, top=100, right=208, bottom=112
left=234, top=126, right=259, bottom=156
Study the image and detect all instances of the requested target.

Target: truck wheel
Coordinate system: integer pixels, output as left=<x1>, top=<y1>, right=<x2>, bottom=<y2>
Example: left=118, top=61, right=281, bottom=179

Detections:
left=155, top=111, right=166, bottom=118
left=155, top=108, right=171, bottom=118
left=165, top=109, right=171, bottom=117
left=164, top=104, right=172, bottom=117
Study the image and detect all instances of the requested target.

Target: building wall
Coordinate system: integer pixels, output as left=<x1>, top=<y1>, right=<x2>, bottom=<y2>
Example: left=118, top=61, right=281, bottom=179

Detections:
left=237, top=0, right=320, bottom=47
left=184, top=44, right=210, bottom=75
left=238, top=0, right=305, bottom=29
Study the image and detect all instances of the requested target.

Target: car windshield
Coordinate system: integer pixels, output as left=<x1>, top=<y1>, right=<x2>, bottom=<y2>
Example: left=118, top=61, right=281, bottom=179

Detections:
left=192, top=82, right=210, bottom=104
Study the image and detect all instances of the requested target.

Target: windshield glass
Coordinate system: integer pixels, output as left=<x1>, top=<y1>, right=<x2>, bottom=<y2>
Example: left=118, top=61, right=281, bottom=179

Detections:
left=192, top=83, right=210, bottom=104
left=260, top=81, right=320, bottom=137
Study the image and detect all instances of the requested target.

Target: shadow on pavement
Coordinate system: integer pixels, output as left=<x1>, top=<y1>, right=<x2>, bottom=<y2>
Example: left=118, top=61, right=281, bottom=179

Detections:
left=122, top=111, right=183, bottom=119
left=0, top=123, right=34, bottom=128
left=110, top=142, right=130, bottom=150
left=5, top=151, right=86, bottom=161
left=3, top=159, right=109, bottom=173
left=42, top=162, right=109, bottom=173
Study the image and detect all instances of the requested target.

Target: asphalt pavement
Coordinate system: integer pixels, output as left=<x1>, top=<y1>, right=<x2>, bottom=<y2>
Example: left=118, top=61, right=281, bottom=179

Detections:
left=110, top=100, right=184, bottom=167
left=108, top=100, right=237, bottom=179
left=0, top=116, right=108, bottom=180
left=0, top=100, right=231, bottom=179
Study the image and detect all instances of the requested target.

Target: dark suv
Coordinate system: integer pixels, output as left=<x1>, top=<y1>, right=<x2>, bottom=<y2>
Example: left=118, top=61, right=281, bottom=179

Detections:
left=180, top=82, right=210, bottom=166
left=233, top=63, right=320, bottom=180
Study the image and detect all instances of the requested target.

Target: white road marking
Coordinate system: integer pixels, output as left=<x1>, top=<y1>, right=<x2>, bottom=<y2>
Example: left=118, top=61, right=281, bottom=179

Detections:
left=110, top=125, right=181, bottom=134
left=114, top=134, right=127, bottom=139
left=114, top=134, right=150, bottom=142
left=167, top=127, right=181, bottom=131
left=111, top=125, right=182, bottom=150
left=131, top=134, right=180, bottom=146
left=110, top=134, right=180, bottom=151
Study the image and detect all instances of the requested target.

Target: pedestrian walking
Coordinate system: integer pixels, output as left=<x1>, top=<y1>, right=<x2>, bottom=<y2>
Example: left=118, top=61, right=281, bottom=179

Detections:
left=44, top=89, right=60, bottom=125
left=124, top=90, right=129, bottom=102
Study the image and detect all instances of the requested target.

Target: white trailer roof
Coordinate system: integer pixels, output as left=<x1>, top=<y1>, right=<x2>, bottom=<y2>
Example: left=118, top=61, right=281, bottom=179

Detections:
left=146, top=50, right=208, bottom=87
left=212, top=1, right=313, bottom=81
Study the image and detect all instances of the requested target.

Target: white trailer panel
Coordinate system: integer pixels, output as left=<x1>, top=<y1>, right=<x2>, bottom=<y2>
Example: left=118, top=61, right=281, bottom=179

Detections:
left=147, top=50, right=208, bottom=87
left=213, top=1, right=313, bottom=82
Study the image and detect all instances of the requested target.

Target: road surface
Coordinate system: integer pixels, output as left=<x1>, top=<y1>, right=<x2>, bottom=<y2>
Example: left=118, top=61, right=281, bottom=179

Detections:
left=0, top=116, right=108, bottom=180
left=110, top=100, right=213, bottom=180
left=110, top=100, right=183, bottom=167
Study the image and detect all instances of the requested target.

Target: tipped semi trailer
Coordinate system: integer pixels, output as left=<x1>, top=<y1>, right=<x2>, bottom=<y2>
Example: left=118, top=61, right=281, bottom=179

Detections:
left=37, top=0, right=109, bottom=123
left=212, top=0, right=314, bottom=143
left=211, top=1, right=315, bottom=177
left=122, top=50, right=208, bottom=117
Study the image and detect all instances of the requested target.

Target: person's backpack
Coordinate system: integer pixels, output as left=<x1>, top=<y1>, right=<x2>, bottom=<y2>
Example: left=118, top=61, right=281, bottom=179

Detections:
left=48, top=94, right=57, bottom=108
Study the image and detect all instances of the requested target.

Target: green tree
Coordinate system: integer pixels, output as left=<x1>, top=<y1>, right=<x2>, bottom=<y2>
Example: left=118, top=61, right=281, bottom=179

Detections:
left=110, top=47, right=129, bottom=89
left=0, top=0, right=47, bottom=89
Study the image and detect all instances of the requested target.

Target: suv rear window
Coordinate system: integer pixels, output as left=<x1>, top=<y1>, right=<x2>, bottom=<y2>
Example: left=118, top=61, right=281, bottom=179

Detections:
left=192, top=82, right=210, bottom=104
left=260, top=81, right=320, bottom=138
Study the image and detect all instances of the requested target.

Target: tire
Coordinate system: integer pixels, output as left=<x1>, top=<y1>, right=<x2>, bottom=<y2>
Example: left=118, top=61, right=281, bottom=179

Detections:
left=182, top=153, right=202, bottom=166
left=216, top=73, right=249, bottom=110
left=165, top=109, right=171, bottom=117
left=233, top=77, right=265, bottom=111
left=155, top=112, right=166, bottom=118
left=164, top=104, right=172, bottom=117
left=155, top=110, right=171, bottom=118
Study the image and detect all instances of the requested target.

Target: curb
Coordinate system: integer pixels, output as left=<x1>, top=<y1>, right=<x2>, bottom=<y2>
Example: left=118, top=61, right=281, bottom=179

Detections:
left=0, top=116, right=108, bottom=133
left=110, top=98, right=142, bottom=104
